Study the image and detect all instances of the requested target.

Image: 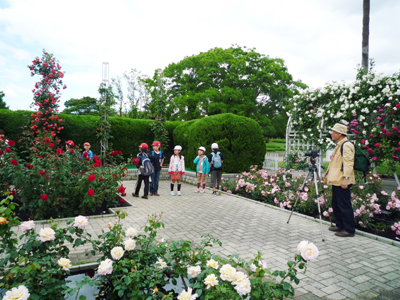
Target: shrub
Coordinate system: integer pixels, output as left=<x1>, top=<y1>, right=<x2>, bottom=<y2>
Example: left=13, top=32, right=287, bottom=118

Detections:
left=174, top=114, right=266, bottom=173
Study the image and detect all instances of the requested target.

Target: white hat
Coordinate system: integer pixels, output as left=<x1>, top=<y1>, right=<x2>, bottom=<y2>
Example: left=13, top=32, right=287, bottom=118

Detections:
left=198, top=146, right=206, bottom=152
left=174, top=145, right=182, bottom=150
left=330, top=123, right=348, bottom=135
left=211, top=143, right=218, bottom=149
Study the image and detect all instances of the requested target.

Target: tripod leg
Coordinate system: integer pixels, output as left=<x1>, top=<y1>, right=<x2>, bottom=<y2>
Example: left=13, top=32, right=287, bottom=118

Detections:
left=314, top=170, right=325, bottom=242
left=287, top=171, right=311, bottom=224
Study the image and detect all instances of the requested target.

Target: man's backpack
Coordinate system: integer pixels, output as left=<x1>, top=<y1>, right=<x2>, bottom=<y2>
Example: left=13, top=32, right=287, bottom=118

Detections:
left=211, top=152, right=222, bottom=168
left=340, top=141, right=371, bottom=181
left=140, top=153, right=154, bottom=176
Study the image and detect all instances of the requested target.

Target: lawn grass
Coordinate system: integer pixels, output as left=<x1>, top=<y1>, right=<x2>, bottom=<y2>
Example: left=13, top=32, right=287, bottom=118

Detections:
left=266, top=138, right=286, bottom=153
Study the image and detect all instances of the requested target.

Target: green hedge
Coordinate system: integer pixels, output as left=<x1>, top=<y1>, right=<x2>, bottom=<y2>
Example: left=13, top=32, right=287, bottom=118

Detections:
left=173, top=113, right=266, bottom=173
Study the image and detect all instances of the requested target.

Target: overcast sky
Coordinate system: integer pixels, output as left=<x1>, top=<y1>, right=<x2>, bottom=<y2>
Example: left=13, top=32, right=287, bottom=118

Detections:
left=1, top=0, right=399, bottom=111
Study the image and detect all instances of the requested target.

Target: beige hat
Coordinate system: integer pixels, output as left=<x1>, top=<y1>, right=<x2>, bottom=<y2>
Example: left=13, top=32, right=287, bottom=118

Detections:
left=331, top=123, right=347, bottom=135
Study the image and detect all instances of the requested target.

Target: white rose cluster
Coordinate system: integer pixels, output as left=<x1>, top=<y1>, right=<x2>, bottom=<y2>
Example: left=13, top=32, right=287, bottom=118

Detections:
left=297, top=240, right=319, bottom=261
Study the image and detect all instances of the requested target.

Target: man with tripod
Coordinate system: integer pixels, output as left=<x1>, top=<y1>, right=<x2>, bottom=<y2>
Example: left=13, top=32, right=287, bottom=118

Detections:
left=324, top=123, right=356, bottom=237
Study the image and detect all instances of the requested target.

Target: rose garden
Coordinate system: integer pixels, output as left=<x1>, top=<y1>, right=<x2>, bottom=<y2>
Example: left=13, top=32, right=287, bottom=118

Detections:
left=0, top=50, right=399, bottom=299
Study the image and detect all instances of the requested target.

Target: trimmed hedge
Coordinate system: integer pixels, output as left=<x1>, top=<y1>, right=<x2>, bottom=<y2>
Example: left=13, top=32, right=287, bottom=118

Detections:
left=173, top=113, right=266, bottom=173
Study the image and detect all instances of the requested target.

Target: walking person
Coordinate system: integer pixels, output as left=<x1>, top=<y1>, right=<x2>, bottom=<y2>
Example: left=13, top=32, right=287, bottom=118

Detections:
left=208, top=143, right=224, bottom=196
left=132, top=143, right=152, bottom=199
left=324, top=122, right=356, bottom=237
left=193, top=146, right=210, bottom=193
left=168, top=145, right=185, bottom=196
left=150, top=141, right=164, bottom=196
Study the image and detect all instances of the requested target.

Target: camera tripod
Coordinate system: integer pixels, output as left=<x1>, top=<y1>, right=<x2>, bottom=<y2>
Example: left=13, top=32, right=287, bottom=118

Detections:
left=287, top=157, right=325, bottom=242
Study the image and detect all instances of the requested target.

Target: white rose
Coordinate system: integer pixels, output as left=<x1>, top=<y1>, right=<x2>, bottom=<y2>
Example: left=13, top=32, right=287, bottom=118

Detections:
left=58, top=258, right=72, bottom=271
left=110, top=246, right=124, bottom=260
left=73, top=215, right=89, bottom=229
left=39, top=227, right=55, bottom=242
left=234, top=278, right=251, bottom=296
left=177, top=287, right=198, bottom=300
left=233, top=271, right=248, bottom=285
left=250, top=259, right=267, bottom=272
left=187, top=265, right=201, bottom=278
left=19, top=220, right=35, bottom=233
left=219, top=264, right=236, bottom=282
left=300, top=243, right=319, bottom=261
left=297, top=240, right=309, bottom=252
left=204, top=274, right=219, bottom=289
left=155, top=257, right=167, bottom=270
left=206, top=259, right=219, bottom=269
left=3, top=285, right=30, bottom=300
left=98, top=258, right=113, bottom=275
left=124, top=238, right=136, bottom=251
left=126, top=227, right=138, bottom=238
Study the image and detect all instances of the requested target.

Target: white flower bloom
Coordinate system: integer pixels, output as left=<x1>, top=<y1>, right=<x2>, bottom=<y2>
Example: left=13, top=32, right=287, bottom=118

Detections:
left=177, top=287, right=198, bottom=300
left=250, top=260, right=267, bottom=272
left=206, top=259, right=219, bottom=269
left=124, top=238, right=136, bottom=251
left=98, top=258, right=113, bottom=275
left=58, top=258, right=72, bottom=271
left=2, top=285, right=30, bottom=300
left=233, top=271, right=248, bottom=285
left=297, top=240, right=309, bottom=252
left=38, top=227, right=55, bottom=242
left=19, top=220, right=35, bottom=233
left=300, top=243, right=319, bottom=261
left=187, top=265, right=201, bottom=278
left=234, top=278, right=251, bottom=296
left=73, top=215, right=89, bottom=229
left=204, top=274, right=219, bottom=289
left=126, top=227, right=138, bottom=238
left=219, top=264, right=236, bottom=282
left=155, top=257, right=167, bottom=270
left=110, top=246, right=124, bottom=260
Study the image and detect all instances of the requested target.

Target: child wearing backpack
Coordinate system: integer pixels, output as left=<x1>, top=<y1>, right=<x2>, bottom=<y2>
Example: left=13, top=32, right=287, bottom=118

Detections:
left=132, top=143, right=153, bottom=199
left=193, top=146, right=210, bottom=193
left=150, top=141, right=164, bottom=196
left=168, top=145, right=185, bottom=196
left=208, top=143, right=224, bottom=196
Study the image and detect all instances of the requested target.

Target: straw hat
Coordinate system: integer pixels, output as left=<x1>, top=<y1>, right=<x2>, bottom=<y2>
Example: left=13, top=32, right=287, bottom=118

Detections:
left=331, top=123, right=347, bottom=135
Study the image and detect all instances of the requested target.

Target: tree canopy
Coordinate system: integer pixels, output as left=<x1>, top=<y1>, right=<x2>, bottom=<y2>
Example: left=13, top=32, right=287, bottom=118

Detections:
left=148, top=45, right=306, bottom=123
left=63, top=96, right=101, bottom=115
left=0, top=91, right=9, bottom=109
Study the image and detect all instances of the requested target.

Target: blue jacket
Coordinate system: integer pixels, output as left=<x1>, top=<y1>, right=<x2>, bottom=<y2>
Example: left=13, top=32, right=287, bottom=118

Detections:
left=193, top=156, right=210, bottom=174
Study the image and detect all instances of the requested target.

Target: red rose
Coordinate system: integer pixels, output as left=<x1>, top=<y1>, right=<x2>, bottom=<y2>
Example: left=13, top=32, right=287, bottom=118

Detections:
left=83, top=152, right=88, bottom=158
left=38, top=155, right=43, bottom=159
left=121, top=193, right=126, bottom=197
left=85, top=157, right=91, bottom=161
left=96, top=129, right=101, bottom=132
left=393, top=127, right=398, bottom=131
left=121, top=174, right=125, bottom=177
left=111, top=151, right=117, bottom=157
left=26, top=164, right=34, bottom=169
left=40, top=170, right=45, bottom=175
left=96, top=160, right=102, bottom=166
left=5, top=147, right=12, bottom=153
left=106, top=154, right=110, bottom=158
left=63, top=85, right=67, bottom=89
left=386, top=132, right=392, bottom=137
left=120, top=198, right=125, bottom=203
left=375, top=143, right=380, bottom=148
left=41, top=194, right=49, bottom=201
left=361, top=139, right=366, bottom=144
left=70, top=149, right=74, bottom=154
left=87, top=174, right=96, bottom=182
left=112, top=174, right=117, bottom=179
left=10, top=159, right=18, bottom=166
left=382, top=128, right=387, bottom=133
left=87, top=189, right=95, bottom=196
left=118, top=151, right=122, bottom=155
left=9, top=190, right=15, bottom=196
left=0, top=150, right=3, bottom=156
left=49, top=143, right=54, bottom=148
left=99, top=176, right=103, bottom=181
left=72, top=172, right=76, bottom=175
left=8, top=140, right=15, bottom=146
left=56, top=148, right=63, bottom=155
left=93, top=155, right=98, bottom=161
left=133, top=158, right=139, bottom=165
left=118, top=185, right=126, bottom=193
left=395, top=148, right=400, bottom=152
left=367, top=148, right=373, bottom=154
left=46, top=175, right=49, bottom=179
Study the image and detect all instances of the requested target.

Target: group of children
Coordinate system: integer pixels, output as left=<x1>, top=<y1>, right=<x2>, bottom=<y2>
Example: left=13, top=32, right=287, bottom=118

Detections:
left=132, top=141, right=224, bottom=199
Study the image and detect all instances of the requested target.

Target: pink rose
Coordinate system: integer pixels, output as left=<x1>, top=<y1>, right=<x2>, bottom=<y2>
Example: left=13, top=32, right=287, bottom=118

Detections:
left=367, top=148, right=373, bottom=154
left=375, top=143, right=380, bottom=148
left=372, top=157, right=377, bottom=161
left=382, top=128, right=387, bottom=133
left=393, top=127, right=398, bottom=131
left=361, top=139, right=366, bottom=144
left=369, top=134, right=374, bottom=138
left=386, top=132, right=392, bottom=137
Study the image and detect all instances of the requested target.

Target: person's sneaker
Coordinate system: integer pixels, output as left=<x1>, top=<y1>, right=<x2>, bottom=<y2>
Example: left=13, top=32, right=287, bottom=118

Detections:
left=132, top=193, right=139, bottom=197
left=194, top=188, right=199, bottom=193
left=154, top=193, right=160, bottom=196
left=200, top=189, right=205, bottom=193
left=177, top=191, right=182, bottom=196
left=329, top=226, right=342, bottom=232
left=141, top=195, right=148, bottom=199
left=212, top=191, right=217, bottom=196
left=150, top=193, right=153, bottom=196
left=170, top=191, right=175, bottom=196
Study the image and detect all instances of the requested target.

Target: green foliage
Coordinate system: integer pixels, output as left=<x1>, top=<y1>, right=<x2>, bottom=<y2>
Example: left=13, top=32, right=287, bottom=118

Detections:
left=63, top=96, right=101, bottom=115
left=97, top=83, right=117, bottom=149
left=0, top=91, right=9, bottom=109
left=173, top=114, right=265, bottom=173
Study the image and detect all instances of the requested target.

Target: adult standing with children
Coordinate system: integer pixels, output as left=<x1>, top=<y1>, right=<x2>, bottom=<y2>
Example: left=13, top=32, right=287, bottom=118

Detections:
left=193, top=146, right=210, bottom=193
left=324, top=122, right=356, bottom=237
left=132, top=143, right=152, bottom=199
left=168, top=145, right=185, bottom=196
left=208, top=143, right=224, bottom=196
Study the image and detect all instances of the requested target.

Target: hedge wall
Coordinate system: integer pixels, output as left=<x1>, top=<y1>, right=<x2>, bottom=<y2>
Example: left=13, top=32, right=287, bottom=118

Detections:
left=173, top=113, right=266, bottom=173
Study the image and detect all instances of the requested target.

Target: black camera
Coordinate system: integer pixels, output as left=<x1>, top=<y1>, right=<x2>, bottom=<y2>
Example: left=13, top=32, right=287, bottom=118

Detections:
left=304, top=149, right=320, bottom=158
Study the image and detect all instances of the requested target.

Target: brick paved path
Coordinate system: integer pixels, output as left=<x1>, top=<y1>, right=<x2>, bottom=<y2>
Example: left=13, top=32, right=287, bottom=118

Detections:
left=31, top=180, right=400, bottom=299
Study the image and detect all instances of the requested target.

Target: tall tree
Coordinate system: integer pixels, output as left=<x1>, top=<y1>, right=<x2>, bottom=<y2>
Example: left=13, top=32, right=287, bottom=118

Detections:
left=148, top=45, right=306, bottom=122
left=361, top=0, right=370, bottom=72
left=63, top=96, right=101, bottom=115
left=0, top=91, right=9, bottom=109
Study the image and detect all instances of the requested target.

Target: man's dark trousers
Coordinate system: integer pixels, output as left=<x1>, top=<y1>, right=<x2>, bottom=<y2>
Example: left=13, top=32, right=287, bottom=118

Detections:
left=332, top=185, right=355, bottom=233
left=135, top=174, right=149, bottom=196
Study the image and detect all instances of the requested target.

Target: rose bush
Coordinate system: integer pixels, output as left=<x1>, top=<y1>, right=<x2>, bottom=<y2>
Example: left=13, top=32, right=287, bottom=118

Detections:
left=222, top=166, right=400, bottom=239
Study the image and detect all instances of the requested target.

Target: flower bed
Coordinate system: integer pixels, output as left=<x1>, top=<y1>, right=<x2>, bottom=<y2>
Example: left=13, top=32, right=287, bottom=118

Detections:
left=0, top=195, right=319, bottom=300
left=221, top=166, right=400, bottom=241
